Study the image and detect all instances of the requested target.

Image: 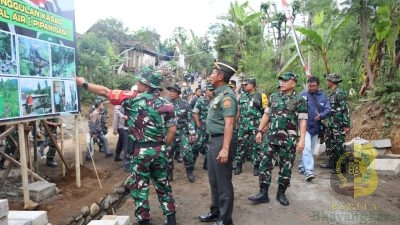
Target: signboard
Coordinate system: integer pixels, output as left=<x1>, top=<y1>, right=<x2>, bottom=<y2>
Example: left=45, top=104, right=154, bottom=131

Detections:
left=0, top=0, right=77, bottom=122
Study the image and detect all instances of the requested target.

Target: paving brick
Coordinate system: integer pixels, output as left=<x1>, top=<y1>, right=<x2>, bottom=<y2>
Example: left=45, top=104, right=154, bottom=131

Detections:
left=7, top=220, right=30, bottom=225
left=18, top=182, right=57, bottom=202
left=0, top=216, right=8, bottom=225
left=374, top=159, right=400, bottom=175
left=0, top=199, right=8, bottom=219
left=116, top=216, right=130, bottom=225
left=87, top=220, right=118, bottom=225
left=8, top=211, right=48, bottom=225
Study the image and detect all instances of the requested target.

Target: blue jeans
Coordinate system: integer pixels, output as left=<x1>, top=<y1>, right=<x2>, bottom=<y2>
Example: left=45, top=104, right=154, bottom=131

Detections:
left=300, top=131, right=318, bottom=175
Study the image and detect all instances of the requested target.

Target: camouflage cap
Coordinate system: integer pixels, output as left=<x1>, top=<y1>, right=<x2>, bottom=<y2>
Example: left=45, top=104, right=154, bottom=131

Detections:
left=167, top=83, right=182, bottom=93
left=278, top=72, right=298, bottom=82
left=326, top=73, right=342, bottom=83
left=243, top=78, right=256, bottom=87
left=135, top=67, right=162, bottom=89
left=213, top=59, right=238, bottom=78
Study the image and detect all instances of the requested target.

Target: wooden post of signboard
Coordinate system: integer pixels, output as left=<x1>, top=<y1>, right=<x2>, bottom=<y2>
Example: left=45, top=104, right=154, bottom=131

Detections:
left=74, top=115, right=81, bottom=187
left=18, top=122, right=39, bottom=210
left=61, top=120, right=65, bottom=177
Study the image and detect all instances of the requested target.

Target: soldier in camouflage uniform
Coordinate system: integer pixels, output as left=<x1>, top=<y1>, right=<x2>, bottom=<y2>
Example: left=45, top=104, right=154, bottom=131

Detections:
left=234, top=78, right=266, bottom=176
left=325, top=73, right=350, bottom=174
left=192, top=82, right=214, bottom=170
left=0, top=128, right=18, bottom=170
left=75, top=67, right=178, bottom=225
left=248, top=72, right=307, bottom=206
left=42, top=118, right=61, bottom=167
left=167, top=84, right=197, bottom=182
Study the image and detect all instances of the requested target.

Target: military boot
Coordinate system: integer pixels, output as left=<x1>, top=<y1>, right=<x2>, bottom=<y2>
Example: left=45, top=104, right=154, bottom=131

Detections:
left=203, top=157, right=208, bottom=170
left=234, top=164, right=242, bottom=175
left=330, top=162, right=346, bottom=174
left=139, top=219, right=152, bottom=225
left=0, top=159, right=5, bottom=170
left=164, top=214, right=177, bottom=225
left=253, top=165, right=260, bottom=176
left=167, top=169, right=173, bottom=182
left=248, top=183, right=269, bottom=204
left=320, top=153, right=334, bottom=169
left=187, top=170, right=195, bottom=182
left=276, top=184, right=289, bottom=206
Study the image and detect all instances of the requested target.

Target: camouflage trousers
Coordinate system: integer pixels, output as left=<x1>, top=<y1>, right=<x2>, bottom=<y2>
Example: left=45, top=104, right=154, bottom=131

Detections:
left=126, top=145, right=176, bottom=222
left=235, top=129, right=262, bottom=167
left=325, top=127, right=345, bottom=163
left=3, top=131, right=18, bottom=158
left=191, top=126, right=208, bottom=156
left=168, top=128, right=196, bottom=172
left=259, top=137, right=297, bottom=188
left=46, top=133, right=57, bottom=161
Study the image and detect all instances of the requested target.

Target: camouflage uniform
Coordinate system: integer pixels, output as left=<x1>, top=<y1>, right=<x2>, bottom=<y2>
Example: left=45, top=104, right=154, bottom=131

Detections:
left=192, top=96, right=212, bottom=156
left=0, top=130, right=18, bottom=169
left=258, top=91, right=307, bottom=188
left=326, top=86, right=350, bottom=169
left=168, top=97, right=196, bottom=174
left=45, top=118, right=59, bottom=164
left=123, top=83, right=177, bottom=223
left=235, top=91, right=264, bottom=173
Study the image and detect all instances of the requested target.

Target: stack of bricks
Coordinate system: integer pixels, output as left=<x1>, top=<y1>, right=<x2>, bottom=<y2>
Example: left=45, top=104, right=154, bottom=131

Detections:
left=0, top=199, right=50, bottom=225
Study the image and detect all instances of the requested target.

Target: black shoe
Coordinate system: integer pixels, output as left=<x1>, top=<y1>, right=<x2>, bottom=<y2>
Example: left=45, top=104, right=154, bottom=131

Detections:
left=0, top=162, right=5, bottom=170
left=105, top=152, right=114, bottom=158
left=213, top=220, right=233, bottom=225
left=203, top=158, right=208, bottom=170
left=330, top=164, right=346, bottom=174
left=139, top=220, right=152, bottom=225
left=253, top=166, right=260, bottom=176
left=199, top=212, right=219, bottom=222
left=320, top=158, right=334, bottom=169
left=85, top=156, right=92, bottom=161
left=234, top=165, right=242, bottom=175
left=164, top=214, right=177, bottom=225
left=277, top=184, right=289, bottom=206
left=114, top=155, right=123, bottom=161
left=187, top=171, right=195, bottom=182
left=46, top=160, right=58, bottom=168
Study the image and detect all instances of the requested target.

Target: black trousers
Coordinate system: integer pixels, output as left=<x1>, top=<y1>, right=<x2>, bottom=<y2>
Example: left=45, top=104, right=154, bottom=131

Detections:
left=207, top=134, right=236, bottom=224
left=115, top=128, right=125, bottom=156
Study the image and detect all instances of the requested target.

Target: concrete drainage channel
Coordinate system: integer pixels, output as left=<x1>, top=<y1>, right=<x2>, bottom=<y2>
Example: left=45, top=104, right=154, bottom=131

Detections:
left=0, top=181, right=131, bottom=225
left=63, top=182, right=130, bottom=225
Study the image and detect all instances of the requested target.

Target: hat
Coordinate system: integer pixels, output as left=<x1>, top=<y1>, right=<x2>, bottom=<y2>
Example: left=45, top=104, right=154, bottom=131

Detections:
left=167, top=84, right=182, bottom=94
left=278, top=72, right=297, bottom=82
left=243, top=78, right=256, bottom=87
left=326, top=73, right=342, bottom=83
left=213, top=59, right=237, bottom=78
left=228, top=80, right=236, bottom=88
left=135, top=67, right=162, bottom=89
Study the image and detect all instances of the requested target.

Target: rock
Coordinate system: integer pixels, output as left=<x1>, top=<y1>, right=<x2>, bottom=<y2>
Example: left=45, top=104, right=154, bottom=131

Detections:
left=6, top=192, right=18, bottom=197
left=90, top=203, right=100, bottom=217
left=81, top=206, right=90, bottom=217
left=110, top=193, right=119, bottom=204
left=84, top=216, right=93, bottom=225
left=74, top=214, right=83, bottom=221
left=115, top=186, right=125, bottom=195
left=101, top=195, right=111, bottom=210
left=76, top=218, right=85, bottom=225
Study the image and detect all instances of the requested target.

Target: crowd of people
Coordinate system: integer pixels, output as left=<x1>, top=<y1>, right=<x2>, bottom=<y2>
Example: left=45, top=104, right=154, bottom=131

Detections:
left=74, top=59, right=350, bottom=225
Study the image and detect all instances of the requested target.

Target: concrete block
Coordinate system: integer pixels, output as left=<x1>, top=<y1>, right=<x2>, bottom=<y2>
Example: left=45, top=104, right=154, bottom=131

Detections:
left=0, top=199, right=9, bottom=218
left=8, top=220, right=30, bottom=225
left=87, top=220, right=118, bottom=225
left=371, top=139, right=391, bottom=148
left=8, top=211, right=48, bottom=225
left=116, top=216, right=130, bottom=225
left=18, top=182, right=57, bottom=202
left=374, top=159, right=400, bottom=175
left=101, top=215, right=117, bottom=221
left=0, top=216, right=8, bottom=225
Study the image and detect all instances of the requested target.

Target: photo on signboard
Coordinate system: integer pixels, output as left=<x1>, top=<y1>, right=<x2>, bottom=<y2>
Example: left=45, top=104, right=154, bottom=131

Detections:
left=0, top=31, right=17, bottom=75
left=0, top=77, right=20, bottom=119
left=51, top=45, right=75, bottom=78
left=64, top=80, right=78, bottom=112
left=20, top=78, right=52, bottom=116
left=53, top=80, right=64, bottom=112
left=18, top=36, right=51, bottom=77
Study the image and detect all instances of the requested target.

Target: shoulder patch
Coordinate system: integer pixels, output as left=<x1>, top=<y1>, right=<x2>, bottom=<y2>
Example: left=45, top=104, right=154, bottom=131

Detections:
left=223, top=97, right=232, bottom=108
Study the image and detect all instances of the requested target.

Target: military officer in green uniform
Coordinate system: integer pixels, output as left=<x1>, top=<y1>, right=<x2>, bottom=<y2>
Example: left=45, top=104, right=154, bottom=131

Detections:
left=199, top=59, right=237, bottom=225
left=248, top=72, right=307, bottom=206
left=234, top=78, right=266, bottom=176
left=325, top=73, right=350, bottom=174
left=192, top=81, right=214, bottom=170
left=43, top=118, right=61, bottom=167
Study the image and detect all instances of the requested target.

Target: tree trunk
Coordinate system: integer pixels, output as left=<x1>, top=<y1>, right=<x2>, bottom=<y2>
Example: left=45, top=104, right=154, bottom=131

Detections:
left=307, top=13, right=313, bottom=73
left=359, top=0, right=375, bottom=96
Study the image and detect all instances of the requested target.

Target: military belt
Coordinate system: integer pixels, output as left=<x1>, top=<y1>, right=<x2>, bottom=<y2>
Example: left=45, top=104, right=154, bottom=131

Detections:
left=135, top=142, right=164, bottom=148
left=209, top=133, right=224, bottom=138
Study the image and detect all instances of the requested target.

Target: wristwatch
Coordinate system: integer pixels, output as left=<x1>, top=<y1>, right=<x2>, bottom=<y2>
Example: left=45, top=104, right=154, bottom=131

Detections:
left=82, top=81, right=89, bottom=89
